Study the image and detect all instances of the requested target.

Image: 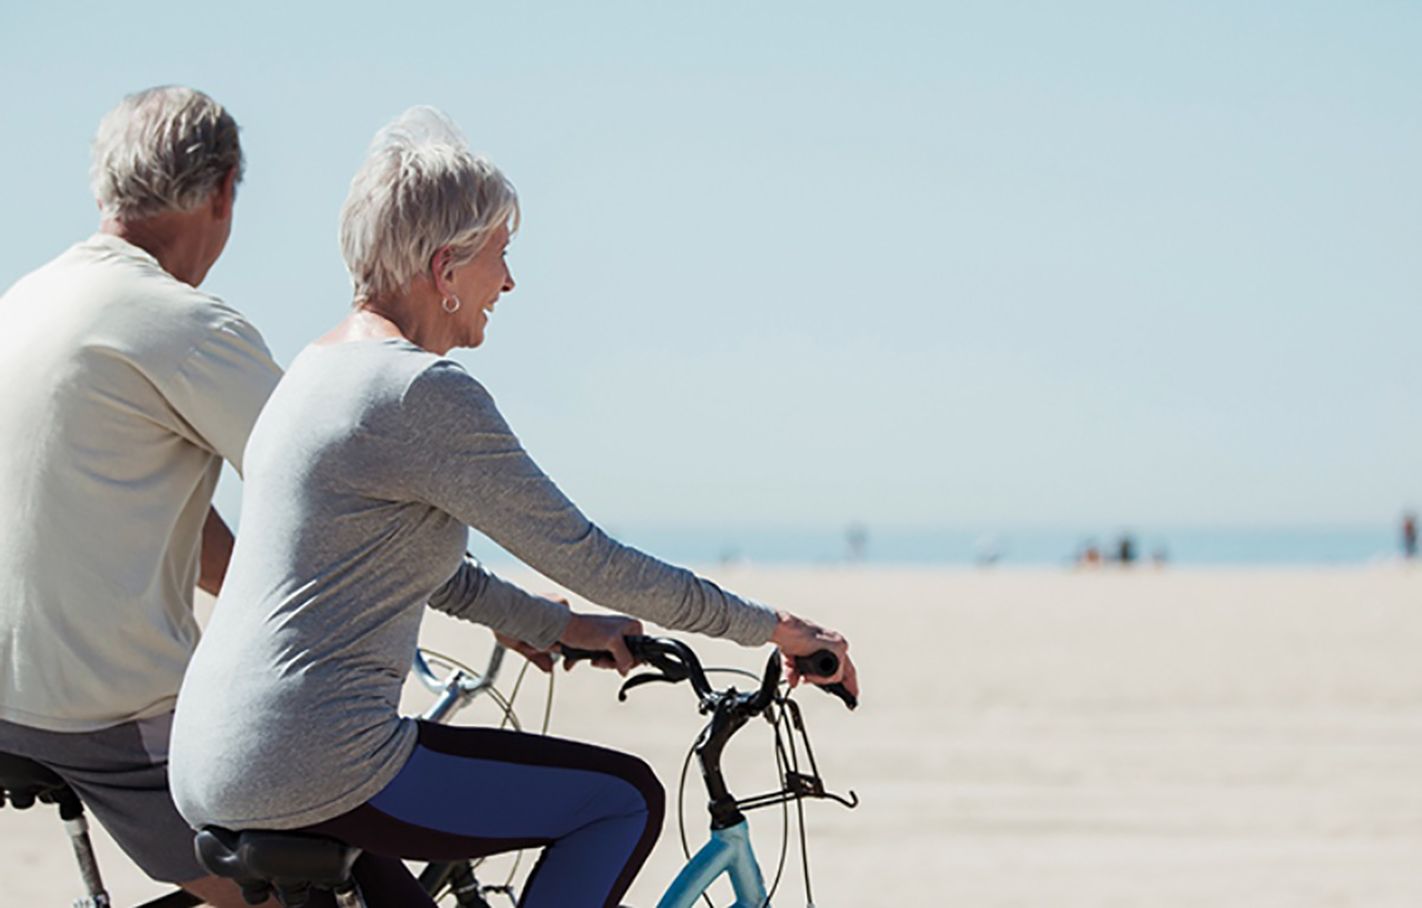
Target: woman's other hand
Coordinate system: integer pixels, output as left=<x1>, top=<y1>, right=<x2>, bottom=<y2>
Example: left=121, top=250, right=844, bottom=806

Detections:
left=771, top=611, right=859, bottom=700
left=558, top=612, right=644, bottom=675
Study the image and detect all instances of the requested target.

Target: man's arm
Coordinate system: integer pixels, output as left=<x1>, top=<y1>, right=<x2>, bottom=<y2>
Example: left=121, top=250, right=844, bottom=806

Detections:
left=166, top=313, right=283, bottom=477
left=199, top=507, right=235, bottom=596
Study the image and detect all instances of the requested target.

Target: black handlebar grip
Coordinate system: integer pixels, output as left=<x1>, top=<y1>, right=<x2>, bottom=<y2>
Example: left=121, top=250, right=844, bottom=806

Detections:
left=792, top=650, right=857, bottom=710
left=792, top=651, right=840, bottom=679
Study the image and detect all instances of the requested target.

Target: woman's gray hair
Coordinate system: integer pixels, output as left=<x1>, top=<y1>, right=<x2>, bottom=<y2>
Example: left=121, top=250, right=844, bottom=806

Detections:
left=339, top=107, right=519, bottom=304
left=90, top=86, right=244, bottom=220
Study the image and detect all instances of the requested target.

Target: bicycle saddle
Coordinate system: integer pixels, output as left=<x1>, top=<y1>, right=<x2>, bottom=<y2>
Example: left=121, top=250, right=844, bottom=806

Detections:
left=195, top=826, right=361, bottom=907
left=0, top=751, right=74, bottom=811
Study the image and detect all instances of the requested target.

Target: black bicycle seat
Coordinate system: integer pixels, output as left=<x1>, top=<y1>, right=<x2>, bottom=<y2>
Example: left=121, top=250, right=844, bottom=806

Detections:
left=196, top=826, right=361, bottom=907
left=0, top=751, right=71, bottom=809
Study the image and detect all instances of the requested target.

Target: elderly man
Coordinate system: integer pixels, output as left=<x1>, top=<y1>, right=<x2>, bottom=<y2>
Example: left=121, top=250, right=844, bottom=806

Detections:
left=0, top=87, right=281, bottom=906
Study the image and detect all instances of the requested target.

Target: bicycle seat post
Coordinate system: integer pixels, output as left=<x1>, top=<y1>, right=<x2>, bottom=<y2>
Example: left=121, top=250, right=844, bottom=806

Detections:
left=0, top=752, right=111, bottom=908
left=64, top=806, right=110, bottom=908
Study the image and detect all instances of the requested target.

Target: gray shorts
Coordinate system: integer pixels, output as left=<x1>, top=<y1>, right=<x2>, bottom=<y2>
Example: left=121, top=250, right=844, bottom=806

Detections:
left=0, top=712, right=205, bottom=883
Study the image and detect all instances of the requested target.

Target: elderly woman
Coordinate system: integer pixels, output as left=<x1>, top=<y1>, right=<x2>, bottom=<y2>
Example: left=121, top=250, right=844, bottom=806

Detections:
left=169, top=108, right=858, bottom=908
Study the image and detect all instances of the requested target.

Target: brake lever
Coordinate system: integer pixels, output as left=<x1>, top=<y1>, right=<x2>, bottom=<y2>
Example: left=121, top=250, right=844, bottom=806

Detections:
left=616, top=671, right=682, bottom=701
left=816, top=682, right=857, bottom=711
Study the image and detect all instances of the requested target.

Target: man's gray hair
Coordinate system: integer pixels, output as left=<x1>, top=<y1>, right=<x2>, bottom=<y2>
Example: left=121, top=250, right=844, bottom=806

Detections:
left=339, top=107, right=519, bottom=303
left=90, top=86, right=244, bottom=220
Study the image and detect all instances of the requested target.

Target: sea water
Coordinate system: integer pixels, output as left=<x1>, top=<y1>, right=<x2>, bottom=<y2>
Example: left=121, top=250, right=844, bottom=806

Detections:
left=471, top=524, right=1404, bottom=568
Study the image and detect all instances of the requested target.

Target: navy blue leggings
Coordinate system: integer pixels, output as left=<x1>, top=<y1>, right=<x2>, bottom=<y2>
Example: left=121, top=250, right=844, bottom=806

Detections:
left=300, top=722, right=664, bottom=908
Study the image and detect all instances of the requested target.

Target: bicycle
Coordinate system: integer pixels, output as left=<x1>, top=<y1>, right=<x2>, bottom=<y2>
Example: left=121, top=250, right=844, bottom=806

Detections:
left=195, top=635, right=858, bottom=907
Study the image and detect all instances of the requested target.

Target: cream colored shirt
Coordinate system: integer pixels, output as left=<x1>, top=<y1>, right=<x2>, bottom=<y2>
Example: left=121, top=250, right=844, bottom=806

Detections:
left=0, top=234, right=281, bottom=732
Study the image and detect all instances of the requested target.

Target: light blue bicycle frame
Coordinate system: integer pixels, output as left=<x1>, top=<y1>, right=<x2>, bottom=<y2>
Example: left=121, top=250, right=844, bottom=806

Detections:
left=657, top=819, right=769, bottom=908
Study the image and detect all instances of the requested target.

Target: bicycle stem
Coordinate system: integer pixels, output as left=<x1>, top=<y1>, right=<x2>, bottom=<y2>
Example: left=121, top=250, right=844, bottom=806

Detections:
left=419, top=645, right=507, bottom=724
left=696, top=694, right=758, bottom=830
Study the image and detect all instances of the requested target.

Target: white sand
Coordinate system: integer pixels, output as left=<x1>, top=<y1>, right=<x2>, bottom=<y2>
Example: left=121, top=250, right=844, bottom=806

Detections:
left=4, top=565, right=1421, bottom=906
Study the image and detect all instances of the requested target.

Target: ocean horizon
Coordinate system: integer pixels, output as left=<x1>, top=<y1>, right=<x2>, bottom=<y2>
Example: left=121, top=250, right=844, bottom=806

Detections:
left=468, top=523, right=1411, bottom=569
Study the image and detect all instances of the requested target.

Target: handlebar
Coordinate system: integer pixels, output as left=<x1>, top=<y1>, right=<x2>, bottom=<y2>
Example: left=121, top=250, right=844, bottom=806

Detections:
left=560, top=636, right=857, bottom=710
left=563, top=634, right=861, bottom=826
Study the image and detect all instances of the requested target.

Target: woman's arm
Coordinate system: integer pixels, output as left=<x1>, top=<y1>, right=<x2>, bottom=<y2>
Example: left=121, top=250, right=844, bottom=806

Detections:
left=401, top=362, right=777, bottom=646
left=404, top=362, right=857, bottom=696
left=427, top=555, right=571, bottom=650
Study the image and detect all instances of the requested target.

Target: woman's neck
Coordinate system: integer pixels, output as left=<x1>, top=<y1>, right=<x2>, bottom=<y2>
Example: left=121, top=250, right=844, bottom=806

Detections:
left=316, top=299, right=452, bottom=354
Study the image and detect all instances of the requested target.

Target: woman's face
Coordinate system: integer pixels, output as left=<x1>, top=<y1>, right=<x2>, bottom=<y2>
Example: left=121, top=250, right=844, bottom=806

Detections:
left=448, top=222, right=515, bottom=348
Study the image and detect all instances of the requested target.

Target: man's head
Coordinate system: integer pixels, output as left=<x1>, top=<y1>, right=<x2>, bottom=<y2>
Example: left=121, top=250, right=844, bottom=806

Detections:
left=91, top=86, right=242, bottom=220
left=91, top=87, right=243, bottom=286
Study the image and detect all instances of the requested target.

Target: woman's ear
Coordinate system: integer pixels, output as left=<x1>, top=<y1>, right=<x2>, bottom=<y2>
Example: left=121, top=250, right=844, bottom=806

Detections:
left=429, top=247, right=455, bottom=297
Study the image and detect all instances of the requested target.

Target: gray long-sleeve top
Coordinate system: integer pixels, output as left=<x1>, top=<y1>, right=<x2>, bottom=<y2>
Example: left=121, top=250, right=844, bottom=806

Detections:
left=170, top=338, right=777, bottom=830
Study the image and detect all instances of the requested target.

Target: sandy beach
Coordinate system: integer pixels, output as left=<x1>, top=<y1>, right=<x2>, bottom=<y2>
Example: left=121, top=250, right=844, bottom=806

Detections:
left=4, top=564, right=1421, bottom=906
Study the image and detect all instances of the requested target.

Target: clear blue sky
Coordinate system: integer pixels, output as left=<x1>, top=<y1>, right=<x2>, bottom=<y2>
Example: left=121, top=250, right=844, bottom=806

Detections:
left=2, top=1, right=1417, bottom=533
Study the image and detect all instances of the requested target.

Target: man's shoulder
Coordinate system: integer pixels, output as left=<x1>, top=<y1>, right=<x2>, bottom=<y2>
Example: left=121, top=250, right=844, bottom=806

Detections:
left=82, top=253, right=266, bottom=370
left=6, top=244, right=252, bottom=375
left=0, top=238, right=94, bottom=304
left=100, top=254, right=244, bottom=335
left=16, top=236, right=251, bottom=340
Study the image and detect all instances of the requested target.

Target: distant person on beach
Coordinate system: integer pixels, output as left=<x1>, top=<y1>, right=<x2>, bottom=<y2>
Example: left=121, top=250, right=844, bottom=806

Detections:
left=0, top=88, right=280, bottom=907
left=1117, top=533, right=1137, bottom=566
left=1076, top=540, right=1103, bottom=567
left=846, top=521, right=869, bottom=562
left=168, top=107, right=858, bottom=908
left=1405, top=512, right=1418, bottom=560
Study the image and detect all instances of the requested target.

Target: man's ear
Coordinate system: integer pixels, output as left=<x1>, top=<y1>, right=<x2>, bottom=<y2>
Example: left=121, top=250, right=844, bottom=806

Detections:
left=210, top=167, right=238, bottom=220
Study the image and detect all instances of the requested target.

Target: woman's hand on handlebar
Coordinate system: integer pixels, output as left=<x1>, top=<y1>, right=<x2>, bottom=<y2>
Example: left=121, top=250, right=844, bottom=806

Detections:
left=771, top=611, right=859, bottom=700
left=558, top=613, right=644, bottom=676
